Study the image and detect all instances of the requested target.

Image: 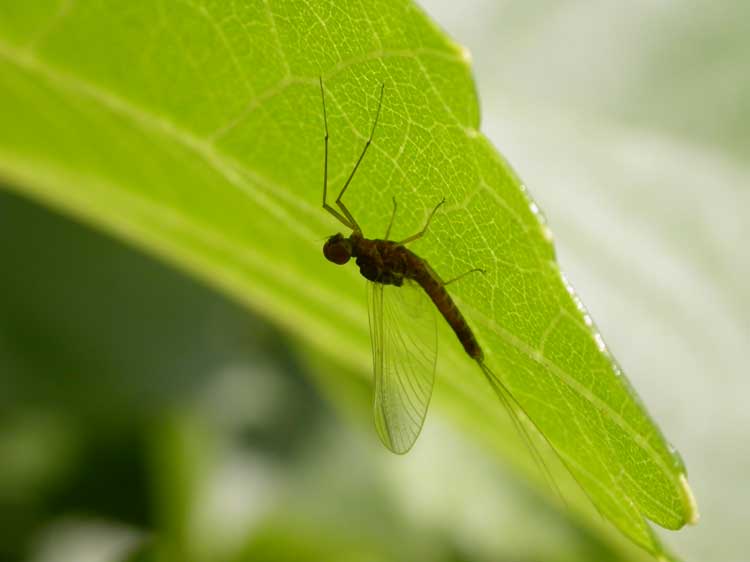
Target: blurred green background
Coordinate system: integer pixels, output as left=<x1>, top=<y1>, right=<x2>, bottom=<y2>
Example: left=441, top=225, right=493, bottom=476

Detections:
left=1, top=1, right=748, bottom=561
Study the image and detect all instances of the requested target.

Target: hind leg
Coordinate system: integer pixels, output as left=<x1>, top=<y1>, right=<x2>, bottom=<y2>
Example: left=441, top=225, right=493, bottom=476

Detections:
left=444, top=268, right=485, bottom=286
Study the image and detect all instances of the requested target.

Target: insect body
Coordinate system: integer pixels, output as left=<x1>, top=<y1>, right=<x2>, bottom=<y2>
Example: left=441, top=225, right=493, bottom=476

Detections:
left=318, top=78, right=492, bottom=453
left=324, top=229, right=484, bottom=361
left=318, top=78, right=553, bottom=470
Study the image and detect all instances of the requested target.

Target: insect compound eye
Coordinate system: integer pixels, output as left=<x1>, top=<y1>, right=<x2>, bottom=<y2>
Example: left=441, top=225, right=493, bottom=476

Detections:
left=323, top=234, right=351, bottom=265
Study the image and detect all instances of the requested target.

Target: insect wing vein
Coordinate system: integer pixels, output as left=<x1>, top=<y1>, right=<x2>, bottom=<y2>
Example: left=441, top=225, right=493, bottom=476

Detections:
left=369, top=280, right=437, bottom=454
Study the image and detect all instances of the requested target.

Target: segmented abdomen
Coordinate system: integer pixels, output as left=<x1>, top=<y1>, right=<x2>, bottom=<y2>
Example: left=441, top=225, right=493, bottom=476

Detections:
left=409, top=256, right=483, bottom=361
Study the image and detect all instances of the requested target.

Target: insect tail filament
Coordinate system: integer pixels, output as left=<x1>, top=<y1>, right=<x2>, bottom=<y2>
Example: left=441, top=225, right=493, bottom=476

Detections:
left=476, top=360, right=566, bottom=506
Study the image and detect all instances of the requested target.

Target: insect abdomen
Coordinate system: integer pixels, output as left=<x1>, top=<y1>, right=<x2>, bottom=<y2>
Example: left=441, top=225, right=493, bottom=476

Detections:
left=412, top=260, right=483, bottom=361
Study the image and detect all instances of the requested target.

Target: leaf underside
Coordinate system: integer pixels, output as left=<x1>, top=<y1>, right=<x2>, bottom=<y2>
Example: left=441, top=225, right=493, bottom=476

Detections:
left=0, top=1, right=696, bottom=557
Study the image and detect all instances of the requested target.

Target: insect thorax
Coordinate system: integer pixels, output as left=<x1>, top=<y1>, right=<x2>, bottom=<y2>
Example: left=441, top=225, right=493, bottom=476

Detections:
left=351, top=237, right=407, bottom=286
left=355, top=255, right=404, bottom=286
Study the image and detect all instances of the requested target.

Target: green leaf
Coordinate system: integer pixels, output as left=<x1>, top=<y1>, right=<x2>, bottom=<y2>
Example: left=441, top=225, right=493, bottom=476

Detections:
left=0, top=1, right=697, bottom=557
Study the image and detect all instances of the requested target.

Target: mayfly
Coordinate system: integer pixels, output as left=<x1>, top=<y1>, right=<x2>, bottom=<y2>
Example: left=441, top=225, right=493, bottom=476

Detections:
left=319, top=79, right=553, bottom=468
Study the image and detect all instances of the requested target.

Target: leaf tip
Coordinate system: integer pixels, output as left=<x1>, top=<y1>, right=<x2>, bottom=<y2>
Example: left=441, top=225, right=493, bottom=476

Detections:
left=458, top=44, right=473, bottom=65
left=679, top=473, right=700, bottom=525
left=446, top=38, right=473, bottom=66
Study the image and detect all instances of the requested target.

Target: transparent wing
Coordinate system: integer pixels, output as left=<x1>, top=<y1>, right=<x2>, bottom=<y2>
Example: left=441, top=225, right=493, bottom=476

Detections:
left=368, top=280, right=437, bottom=454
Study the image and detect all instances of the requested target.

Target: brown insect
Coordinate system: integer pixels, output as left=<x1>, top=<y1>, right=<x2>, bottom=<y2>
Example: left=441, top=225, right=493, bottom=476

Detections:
left=319, top=78, right=553, bottom=467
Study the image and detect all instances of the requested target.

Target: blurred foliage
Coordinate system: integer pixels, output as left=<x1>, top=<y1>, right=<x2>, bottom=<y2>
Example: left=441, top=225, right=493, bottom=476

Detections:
left=0, top=187, right=323, bottom=560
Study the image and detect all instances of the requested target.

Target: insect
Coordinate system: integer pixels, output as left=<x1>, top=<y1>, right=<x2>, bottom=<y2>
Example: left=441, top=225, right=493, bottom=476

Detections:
left=319, top=78, right=552, bottom=467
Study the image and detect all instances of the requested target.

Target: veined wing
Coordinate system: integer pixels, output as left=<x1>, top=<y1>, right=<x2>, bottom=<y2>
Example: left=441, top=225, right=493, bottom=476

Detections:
left=368, top=279, right=437, bottom=454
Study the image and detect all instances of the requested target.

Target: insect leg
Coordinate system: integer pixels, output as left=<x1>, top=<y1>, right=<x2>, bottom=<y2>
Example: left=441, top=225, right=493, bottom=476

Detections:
left=320, top=78, right=354, bottom=229
left=384, top=196, right=397, bottom=239
left=334, top=82, right=385, bottom=233
left=398, top=198, right=445, bottom=245
left=443, top=267, right=486, bottom=286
